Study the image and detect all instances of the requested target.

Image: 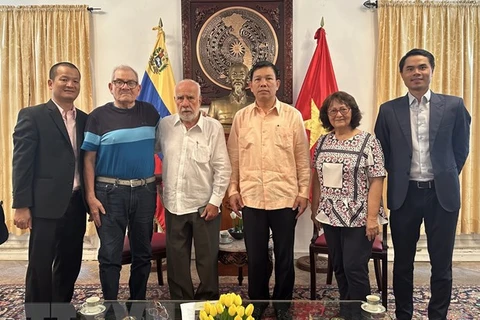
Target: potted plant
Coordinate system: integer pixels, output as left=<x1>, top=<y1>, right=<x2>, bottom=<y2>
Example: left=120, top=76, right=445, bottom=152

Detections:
left=199, top=293, right=254, bottom=320
left=229, top=211, right=244, bottom=240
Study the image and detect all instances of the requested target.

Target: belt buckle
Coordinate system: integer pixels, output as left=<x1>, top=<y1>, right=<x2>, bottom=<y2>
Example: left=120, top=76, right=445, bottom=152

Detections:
left=417, top=181, right=431, bottom=189
left=130, top=179, right=145, bottom=187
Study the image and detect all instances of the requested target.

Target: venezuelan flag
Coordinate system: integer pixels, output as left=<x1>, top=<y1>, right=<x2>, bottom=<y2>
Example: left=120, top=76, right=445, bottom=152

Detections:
left=138, top=20, right=176, bottom=117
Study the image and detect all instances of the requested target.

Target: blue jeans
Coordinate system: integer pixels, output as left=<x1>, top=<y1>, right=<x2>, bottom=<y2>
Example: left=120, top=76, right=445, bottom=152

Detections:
left=95, top=181, right=156, bottom=300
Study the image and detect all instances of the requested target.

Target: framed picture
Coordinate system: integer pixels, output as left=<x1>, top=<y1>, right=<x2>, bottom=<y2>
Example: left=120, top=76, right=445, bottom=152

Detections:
left=181, top=0, right=293, bottom=104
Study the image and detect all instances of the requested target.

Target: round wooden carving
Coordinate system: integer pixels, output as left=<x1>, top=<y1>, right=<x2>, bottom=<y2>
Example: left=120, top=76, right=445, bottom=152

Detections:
left=196, top=6, right=279, bottom=90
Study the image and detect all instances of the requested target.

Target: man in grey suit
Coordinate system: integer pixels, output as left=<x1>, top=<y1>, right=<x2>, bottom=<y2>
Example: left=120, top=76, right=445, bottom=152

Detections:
left=12, top=62, right=88, bottom=316
left=374, top=49, right=471, bottom=320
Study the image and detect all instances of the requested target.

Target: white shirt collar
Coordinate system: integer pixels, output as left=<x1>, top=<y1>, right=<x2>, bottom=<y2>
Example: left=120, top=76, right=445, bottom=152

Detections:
left=172, top=112, right=204, bottom=131
left=408, top=90, right=431, bottom=106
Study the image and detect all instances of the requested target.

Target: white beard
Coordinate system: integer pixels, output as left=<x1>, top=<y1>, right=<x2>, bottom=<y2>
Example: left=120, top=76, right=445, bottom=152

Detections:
left=179, top=109, right=200, bottom=123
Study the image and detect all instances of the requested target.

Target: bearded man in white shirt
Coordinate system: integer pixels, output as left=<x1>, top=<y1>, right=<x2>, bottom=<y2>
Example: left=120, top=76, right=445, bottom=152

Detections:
left=155, top=79, right=231, bottom=300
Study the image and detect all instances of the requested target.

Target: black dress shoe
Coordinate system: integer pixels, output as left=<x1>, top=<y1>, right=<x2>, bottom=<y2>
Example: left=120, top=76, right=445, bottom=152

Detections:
left=252, top=302, right=268, bottom=319
left=275, top=308, right=292, bottom=320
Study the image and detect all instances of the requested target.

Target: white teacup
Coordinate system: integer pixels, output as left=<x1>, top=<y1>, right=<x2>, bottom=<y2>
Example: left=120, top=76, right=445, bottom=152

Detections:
left=220, top=231, right=230, bottom=242
left=365, top=294, right=381, bottom=311
left=82, top=296, right=101, bottom=313
left=220, top=232, right=229, bottom=239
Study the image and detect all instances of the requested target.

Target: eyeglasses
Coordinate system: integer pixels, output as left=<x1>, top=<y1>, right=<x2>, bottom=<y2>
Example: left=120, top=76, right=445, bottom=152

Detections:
left=112, top=79, right=138, bottom=89
left=328, top=107, right=350, bottom=116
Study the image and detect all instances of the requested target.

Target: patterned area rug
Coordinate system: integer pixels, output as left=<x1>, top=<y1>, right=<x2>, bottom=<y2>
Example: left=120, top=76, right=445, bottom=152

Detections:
left=0, top=284, right=478, bottom=319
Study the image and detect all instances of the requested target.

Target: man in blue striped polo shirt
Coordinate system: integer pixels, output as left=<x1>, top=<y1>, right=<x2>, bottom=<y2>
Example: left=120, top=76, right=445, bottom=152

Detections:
left=82, top=65, right=160, bottom=302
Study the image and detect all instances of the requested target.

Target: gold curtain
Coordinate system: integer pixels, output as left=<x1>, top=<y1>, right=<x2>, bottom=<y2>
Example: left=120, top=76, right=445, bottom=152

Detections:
left=0, top=5, right=95, bottom=236
left=375, top=0, right=480, bottom=233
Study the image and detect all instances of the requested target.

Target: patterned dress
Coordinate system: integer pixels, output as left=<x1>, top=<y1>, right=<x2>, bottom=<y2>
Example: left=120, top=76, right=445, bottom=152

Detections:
left=313, top=131, right=387, bottom=227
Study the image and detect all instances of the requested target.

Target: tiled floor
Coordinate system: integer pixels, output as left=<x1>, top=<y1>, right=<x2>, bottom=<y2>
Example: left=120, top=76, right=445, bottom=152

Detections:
left=1, top=259, right=479, bottom=287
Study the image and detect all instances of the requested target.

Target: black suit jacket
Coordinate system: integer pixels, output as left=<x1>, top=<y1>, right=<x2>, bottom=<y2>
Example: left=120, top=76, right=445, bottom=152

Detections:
left=374, top=92, right=471, bottom=212
left=12, top=100, right=88, bottom=219
left=0, top=201, right=8, bottom=244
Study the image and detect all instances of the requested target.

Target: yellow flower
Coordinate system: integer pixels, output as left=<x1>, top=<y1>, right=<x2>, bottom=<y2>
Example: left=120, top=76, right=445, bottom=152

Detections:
left=228, top=305, right=237, bottom=316
left=203, top=301, right=212, bottom=315
left=224, top=294, right=234, bottom=307
left=209, top=304, right=217, bottom=317
left=199, top=310, right=208, bottom=320
left=215, top=302, right=224, bottom=314
left=236, top=306, right=245, bottom=317
left=246, top=316, right=254, bottom=320
left=234, top=294, right=242, bottom=306
left=198, top=292, right=250, bottom=320
left=245, top=303, right=254, bottom=316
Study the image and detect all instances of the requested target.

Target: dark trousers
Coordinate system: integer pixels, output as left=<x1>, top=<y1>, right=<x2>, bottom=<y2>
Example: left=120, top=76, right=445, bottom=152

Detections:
left=165, top=209, right=220, bottom=300
left=95, top=182, right=156, bottom=300
left=25, top=191, right=86, bottom=317
left=242, top=206, right=297, bottom=301
left=391, top=182, right=458, bottom=320
left=323, top=224, right=373, bottom=301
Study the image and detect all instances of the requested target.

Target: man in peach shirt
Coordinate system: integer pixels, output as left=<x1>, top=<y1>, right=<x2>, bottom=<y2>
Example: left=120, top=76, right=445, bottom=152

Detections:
left=227, top=61, right=310, bottom=320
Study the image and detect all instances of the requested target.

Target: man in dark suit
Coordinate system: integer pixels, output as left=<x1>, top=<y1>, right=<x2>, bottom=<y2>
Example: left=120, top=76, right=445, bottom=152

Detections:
left=12, top=62, right=88, bottom=313
left=374, top=49, right=471, bottom=320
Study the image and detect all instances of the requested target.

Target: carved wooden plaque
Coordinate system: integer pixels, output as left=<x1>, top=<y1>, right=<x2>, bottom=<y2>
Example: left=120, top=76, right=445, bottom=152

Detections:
left=182, top=0, right=293, bottom=104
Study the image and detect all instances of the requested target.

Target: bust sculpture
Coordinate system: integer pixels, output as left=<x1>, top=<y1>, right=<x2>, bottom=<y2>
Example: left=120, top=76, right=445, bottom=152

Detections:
left=208, top=63, right=254, bottom=133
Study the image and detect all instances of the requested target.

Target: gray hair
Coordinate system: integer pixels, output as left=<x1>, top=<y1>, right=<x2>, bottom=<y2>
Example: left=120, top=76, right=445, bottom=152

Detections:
left=111, top=65, right=139, bottom=82
left=176, top=79, right=201, bottom=97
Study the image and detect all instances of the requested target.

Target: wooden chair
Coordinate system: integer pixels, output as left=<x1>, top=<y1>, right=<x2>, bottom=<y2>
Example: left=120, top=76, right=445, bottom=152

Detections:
left=122, top=232, right=167, bottom=285
left=309, top=223, right=388, bottom=309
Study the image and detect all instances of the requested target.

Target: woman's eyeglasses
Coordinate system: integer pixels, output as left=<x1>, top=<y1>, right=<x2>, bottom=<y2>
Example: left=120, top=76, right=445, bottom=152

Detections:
left=328, top=107, right=350, bottom=116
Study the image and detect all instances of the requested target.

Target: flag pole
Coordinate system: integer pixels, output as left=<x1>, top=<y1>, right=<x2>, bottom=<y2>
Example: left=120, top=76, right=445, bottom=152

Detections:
left=154, top=17, right=163, bottom=31
left=137, top=16, right=177, bottom=230
left=294, top=24, right=338, bottom=276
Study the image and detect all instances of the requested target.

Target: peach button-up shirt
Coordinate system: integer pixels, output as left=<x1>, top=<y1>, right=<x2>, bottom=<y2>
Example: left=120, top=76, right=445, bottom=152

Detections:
left=227, top=99, right=311, bottom=210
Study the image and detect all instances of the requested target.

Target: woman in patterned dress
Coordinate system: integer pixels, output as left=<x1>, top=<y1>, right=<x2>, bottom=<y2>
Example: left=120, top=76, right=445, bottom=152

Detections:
left=311, top=91, right=388, bottom=302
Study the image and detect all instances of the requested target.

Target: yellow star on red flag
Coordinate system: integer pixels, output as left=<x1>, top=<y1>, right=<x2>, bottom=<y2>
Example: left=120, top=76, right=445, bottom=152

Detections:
left=295, top=27, right=337, bottom=154
left=304, top=99, right=326, bottom=149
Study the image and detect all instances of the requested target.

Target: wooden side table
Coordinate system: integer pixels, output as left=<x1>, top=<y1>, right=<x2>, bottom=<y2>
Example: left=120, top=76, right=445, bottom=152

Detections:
left=218, top=236, right=273, bottom=286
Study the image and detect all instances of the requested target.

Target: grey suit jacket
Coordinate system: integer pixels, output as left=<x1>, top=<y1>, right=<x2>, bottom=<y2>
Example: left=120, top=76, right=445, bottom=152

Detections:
left=374, top=92, right=471, bottom=212
left=12, top=100, right=88, bottom=219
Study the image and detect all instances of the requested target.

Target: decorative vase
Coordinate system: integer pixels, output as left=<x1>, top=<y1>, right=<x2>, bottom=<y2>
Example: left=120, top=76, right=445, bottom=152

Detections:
left=228, top=228, right=244, bottom=240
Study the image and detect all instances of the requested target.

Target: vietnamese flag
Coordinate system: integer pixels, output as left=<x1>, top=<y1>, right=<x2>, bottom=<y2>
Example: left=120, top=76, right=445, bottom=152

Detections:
left=296, top=27, right=338, bottom=157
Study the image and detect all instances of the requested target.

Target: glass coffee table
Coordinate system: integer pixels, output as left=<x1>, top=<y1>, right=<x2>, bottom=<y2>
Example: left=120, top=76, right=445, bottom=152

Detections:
left=73, top=299, right=391, bottom=320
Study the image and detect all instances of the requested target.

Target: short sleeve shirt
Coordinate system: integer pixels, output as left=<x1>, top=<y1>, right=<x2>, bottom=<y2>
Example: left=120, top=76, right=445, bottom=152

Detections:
left=81, top=101, right=160, bottom=179
left=313, top=131, right=387, bottom=227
